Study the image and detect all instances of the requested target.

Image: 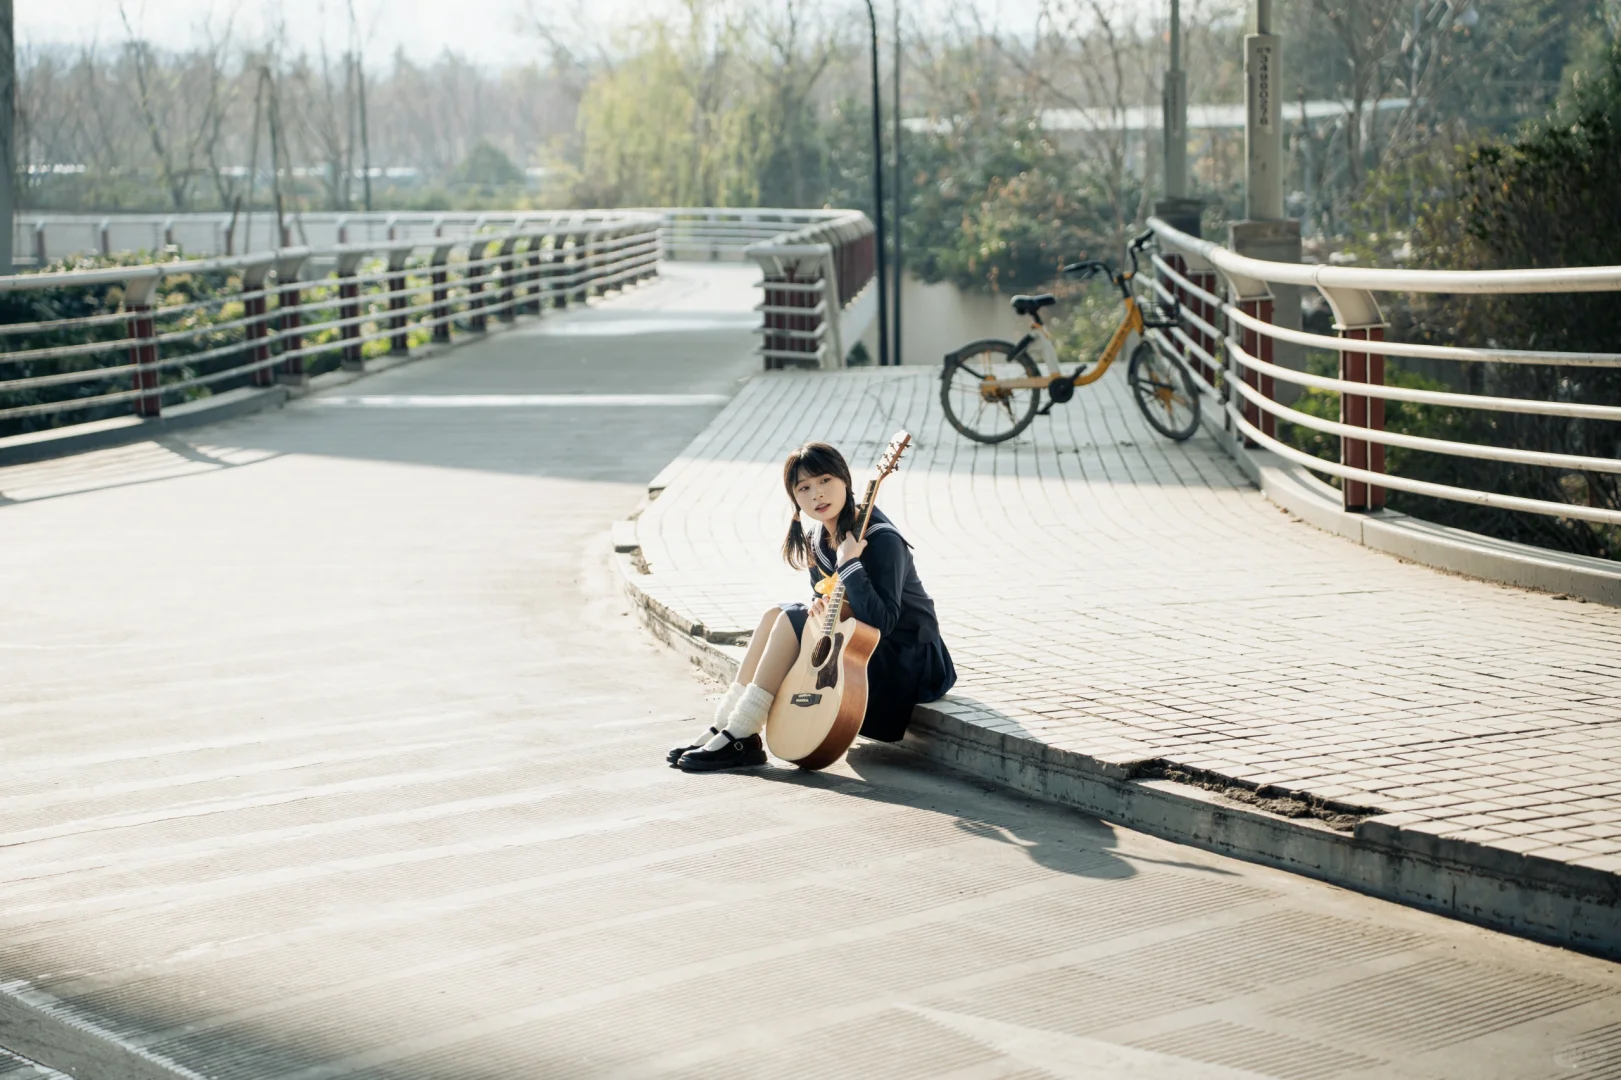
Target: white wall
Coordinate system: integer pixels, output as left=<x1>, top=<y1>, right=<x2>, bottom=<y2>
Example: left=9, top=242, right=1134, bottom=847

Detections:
left=892, top=275, right=1029, bottom=366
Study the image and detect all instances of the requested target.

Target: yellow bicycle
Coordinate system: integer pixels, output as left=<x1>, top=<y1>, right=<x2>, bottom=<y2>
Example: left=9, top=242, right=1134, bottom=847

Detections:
left=941, top=231, right=1200, bottom=444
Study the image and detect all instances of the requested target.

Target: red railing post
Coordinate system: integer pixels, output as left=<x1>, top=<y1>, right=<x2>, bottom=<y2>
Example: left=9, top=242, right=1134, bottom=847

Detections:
left=1320, top=287, right=1389, bottom=512
left=573, top=231, right=593, bottom=304
left=641, top=223, right=660, bottom=282
left=387, top=249, right=410, bottom=353
left=430, top=242, right=453, bottom=343
left=275, top=251, right=308, bottom=387
left=337, top=251, right=365, bottom=371
left=466, top=239, right=491, bottom=334
left=521, top=235, right=544, bottom=315
left=761, top=267, right=787, bottom=371
left=607, top=227, right=627, bottom=293
left=496, top=237, right=518, bottom=322
left=552, top=234, right=569, bottom=309
left=1340, top=325, right=1388, bottom=512
left=242, top=260, right=274, bottom=387
left=1234, top=291, right=1277, bottom=446
left=1191, top=265, right=1220, bottom=405
left=1161, top=251, right=1194, bottom=375
left=124, top=272, right=162, bottom=419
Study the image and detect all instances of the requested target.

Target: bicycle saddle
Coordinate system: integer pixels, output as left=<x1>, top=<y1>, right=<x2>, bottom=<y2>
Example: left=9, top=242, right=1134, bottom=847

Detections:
left=1010, top=293, right=1056, bottom=316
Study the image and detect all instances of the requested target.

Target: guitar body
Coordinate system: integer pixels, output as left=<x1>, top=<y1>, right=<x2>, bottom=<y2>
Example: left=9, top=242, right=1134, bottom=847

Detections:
left=766, top=609, right=881, bottom=770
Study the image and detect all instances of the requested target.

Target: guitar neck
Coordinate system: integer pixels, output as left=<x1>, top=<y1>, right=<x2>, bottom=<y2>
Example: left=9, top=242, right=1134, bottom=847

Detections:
left=855, top=478, right=883, bottom=539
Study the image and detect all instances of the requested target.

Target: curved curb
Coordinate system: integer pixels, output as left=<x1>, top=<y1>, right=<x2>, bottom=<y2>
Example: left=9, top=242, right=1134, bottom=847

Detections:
left=614, top=517, right=1621, bottom=961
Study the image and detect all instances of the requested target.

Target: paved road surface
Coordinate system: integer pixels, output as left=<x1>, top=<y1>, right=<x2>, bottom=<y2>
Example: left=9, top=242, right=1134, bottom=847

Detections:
left=0, top=265, right=1617, bottom=1079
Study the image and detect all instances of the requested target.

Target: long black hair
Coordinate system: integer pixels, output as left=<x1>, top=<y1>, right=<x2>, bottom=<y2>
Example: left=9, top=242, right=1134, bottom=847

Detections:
left=781, top=442, right=860, bottom=569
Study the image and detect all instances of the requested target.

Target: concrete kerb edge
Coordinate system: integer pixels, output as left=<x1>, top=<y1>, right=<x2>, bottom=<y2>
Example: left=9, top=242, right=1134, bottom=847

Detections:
left=906, top=703, right=1621, bottom=961
left=612, top=518, right=1621, bottom=961
left=1197, top=404, right=1621, bottom=606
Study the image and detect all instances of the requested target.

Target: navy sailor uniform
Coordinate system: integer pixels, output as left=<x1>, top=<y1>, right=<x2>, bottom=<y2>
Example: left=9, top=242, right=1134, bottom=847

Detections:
left=778, top=507, right=956, bottom=742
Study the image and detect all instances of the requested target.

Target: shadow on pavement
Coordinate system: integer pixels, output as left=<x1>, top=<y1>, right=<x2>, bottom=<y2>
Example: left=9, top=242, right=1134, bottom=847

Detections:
left=743, top=738, right=1143, bottom=884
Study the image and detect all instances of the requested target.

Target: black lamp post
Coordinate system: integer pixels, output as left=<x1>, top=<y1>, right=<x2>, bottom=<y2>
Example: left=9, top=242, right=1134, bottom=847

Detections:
left=892, top=0, right=903, bottom=367
left=863, top=0, right=890, bottom=368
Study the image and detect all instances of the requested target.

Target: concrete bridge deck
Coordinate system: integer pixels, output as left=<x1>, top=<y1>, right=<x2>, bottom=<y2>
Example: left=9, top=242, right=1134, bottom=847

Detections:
left=0, top=264, right=1618, bottom=1078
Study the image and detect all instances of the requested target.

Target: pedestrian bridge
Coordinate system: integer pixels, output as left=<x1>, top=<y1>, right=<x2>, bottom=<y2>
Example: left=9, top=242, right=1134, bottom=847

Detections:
left=3, top=249, right=1621, bottom=1075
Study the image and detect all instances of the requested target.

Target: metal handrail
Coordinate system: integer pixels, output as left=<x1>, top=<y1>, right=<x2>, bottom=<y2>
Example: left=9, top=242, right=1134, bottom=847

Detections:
left=1149, top=217, right=1621, bottom=295
left=0, top=216, right=660, bottom=430
left=0, top=205, right=878, bottom=438
left=16, top=207, right=822, bottom=265
left=1146, top=216, right=1621, bottom=528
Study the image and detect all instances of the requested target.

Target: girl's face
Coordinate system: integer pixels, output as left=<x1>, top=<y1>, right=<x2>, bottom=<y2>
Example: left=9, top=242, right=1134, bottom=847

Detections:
left=793, top=470, right=848, bottom=527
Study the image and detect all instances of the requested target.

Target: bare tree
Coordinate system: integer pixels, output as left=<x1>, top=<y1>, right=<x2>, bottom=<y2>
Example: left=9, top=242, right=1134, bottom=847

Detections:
left=745, top=0, right=838, bottom=206
left=117, top=3, right=240, bottom=210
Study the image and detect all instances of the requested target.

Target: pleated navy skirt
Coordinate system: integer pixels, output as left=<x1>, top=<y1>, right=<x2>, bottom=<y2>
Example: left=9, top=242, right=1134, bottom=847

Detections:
left=777, top=602, right=955, bottom=742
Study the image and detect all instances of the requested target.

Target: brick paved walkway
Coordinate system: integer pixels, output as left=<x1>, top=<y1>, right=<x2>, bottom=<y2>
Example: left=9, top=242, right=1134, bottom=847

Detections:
left=630, top=367, right=1621, bottom=885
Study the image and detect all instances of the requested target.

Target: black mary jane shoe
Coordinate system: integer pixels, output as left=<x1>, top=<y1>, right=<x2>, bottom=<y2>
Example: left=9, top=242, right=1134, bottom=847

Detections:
left=676, top=732, right=768, bottom=772
left=667, top=727, right=721, bottom=766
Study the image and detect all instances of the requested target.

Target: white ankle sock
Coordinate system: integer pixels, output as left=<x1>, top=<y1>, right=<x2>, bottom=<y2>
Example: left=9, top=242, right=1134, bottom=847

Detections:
left=710, top=683, right=745, bottom=730
left=700, top=683, right=774, bottom=751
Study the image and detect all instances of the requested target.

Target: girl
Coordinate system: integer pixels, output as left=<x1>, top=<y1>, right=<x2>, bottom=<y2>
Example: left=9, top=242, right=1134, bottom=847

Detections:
left=670, top=442, right=956, bottom=772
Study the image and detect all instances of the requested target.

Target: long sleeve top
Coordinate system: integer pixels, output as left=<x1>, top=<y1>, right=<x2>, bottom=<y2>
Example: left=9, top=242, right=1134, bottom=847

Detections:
left=804, top=507, right=954, bottom=704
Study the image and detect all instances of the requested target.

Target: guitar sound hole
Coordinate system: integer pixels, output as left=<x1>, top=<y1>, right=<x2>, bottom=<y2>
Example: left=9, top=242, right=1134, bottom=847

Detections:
left=810, top=635, right=832, bottom=667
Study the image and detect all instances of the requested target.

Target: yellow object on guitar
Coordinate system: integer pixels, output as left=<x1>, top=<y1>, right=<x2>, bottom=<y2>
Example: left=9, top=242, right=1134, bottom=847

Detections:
left=815, top=573, right=838, bottom=597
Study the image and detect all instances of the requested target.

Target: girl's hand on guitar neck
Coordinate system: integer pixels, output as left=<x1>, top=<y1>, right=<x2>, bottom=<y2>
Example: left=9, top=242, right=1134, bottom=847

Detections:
left=809, top=596, right=829, bottom=621
left=836, top=534, right=867, bottom=565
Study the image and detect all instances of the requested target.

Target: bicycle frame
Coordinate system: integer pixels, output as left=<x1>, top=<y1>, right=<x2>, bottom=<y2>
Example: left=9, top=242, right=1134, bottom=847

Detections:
left=988, top=282, right=1147, bottom=392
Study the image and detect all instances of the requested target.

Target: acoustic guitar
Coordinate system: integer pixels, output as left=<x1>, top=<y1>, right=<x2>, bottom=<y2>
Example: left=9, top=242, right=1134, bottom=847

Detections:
left=765, top=431, right=912, bottom=770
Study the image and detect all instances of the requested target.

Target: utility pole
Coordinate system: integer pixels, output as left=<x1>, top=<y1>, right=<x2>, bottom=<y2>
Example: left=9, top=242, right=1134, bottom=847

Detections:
left=1154, top=0, right=1201, bottom=238
left=1244, top=0, right=1283, bottom=221
left=349, top=0, right=373, bottom=213
left=0, top=0, right=15, bottom=275
left=864, top=0, right=889, bottom=368
left=1230, top=0, right=1303, bottom=398
left=266, top=65, right=287, bottom=247
left=891, top=0, right=903, bottom=367
left=357, top=56, right=373, bottom=212
left=1163, top=0, right=1186, bottom=199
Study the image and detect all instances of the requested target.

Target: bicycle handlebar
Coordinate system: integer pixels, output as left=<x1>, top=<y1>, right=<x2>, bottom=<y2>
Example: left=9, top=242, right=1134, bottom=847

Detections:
left=1060, top=260, right=1108, bottom=280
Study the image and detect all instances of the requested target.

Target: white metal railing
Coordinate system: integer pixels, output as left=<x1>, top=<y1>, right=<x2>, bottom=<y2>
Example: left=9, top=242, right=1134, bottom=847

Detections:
left=1146, top=216, right=1621, bottom=527
left=0, top=204, right=881, bottom=445
left=0, top=211, right=660, bottom=435
left=744, top=210, right=877, bottom=369
left=13, top=207, right=844, bottom=266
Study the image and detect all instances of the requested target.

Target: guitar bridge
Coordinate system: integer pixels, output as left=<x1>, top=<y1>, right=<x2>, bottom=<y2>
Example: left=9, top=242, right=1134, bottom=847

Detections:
left=789, top=693, right=822, bottom=707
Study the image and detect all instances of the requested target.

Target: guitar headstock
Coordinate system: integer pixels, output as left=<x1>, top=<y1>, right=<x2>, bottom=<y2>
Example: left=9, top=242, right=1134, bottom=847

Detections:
left=876, top=430, right=911, bottom=479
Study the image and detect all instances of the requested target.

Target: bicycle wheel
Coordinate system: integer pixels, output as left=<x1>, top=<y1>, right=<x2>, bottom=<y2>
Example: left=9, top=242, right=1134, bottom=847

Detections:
left=1127, top=339, right=1200, bottom=441
left=940, top=340, right=1043, bottom=444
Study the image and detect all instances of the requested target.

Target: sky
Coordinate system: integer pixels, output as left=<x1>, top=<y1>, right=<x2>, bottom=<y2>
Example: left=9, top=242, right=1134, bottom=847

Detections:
left=18, top=0, right=558, bottom=66
left=15, top=0, right=1062, bottom=65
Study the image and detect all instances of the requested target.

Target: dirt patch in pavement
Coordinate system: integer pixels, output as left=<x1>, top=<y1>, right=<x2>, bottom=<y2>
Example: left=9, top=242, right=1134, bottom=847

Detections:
left=1131, top=760, right=1376, bottom=832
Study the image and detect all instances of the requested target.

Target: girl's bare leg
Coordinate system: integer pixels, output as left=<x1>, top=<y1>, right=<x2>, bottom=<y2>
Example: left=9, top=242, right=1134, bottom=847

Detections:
left=734, top=607, right=783, bottom=686
left=749, top=610, right=802, bottom=695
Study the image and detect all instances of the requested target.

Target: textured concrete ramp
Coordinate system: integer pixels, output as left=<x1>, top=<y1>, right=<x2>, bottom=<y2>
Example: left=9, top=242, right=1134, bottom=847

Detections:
left=0, top=267, right=1617, bottom=1078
